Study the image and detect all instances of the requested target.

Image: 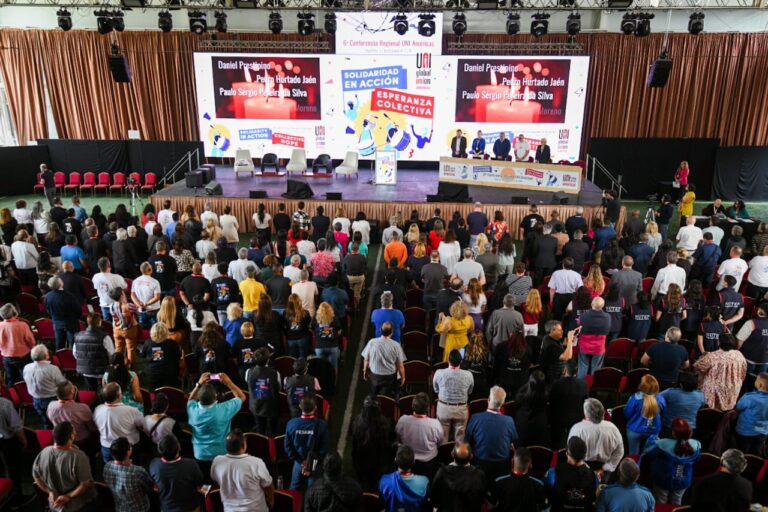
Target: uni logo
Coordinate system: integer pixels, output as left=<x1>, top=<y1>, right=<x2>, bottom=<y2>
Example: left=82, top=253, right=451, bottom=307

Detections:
left=416, top=53, right=431, bottom=70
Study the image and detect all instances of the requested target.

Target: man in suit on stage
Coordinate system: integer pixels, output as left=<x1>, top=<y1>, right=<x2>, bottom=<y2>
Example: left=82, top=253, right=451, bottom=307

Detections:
left=471, top=130, right=486, bottom=158
left=451, top=129, right=468, bottom=158
left=535, top=138, right=551, bottom=163
left=492, top=132, right=511, bottom=160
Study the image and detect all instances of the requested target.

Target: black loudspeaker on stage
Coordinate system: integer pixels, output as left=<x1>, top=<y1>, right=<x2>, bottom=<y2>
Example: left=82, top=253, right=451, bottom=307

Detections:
left=249, top=190, right=268, bottom=199
left=185, top=171, right=203, bottom=188
left=205, top=180, right=223, bottom=196
left=552, top=192, right=569, bottom=205
left=108, top=54, right=132, bottom=83
left=511, top=196, right=529, bottom=205
left=437, top=182, right=472, bottom=203
left=647, top=55, right=672, bottom=88
left=282, top=179, right=314, bottom=199
left=326, top=192, right=342, bottom=201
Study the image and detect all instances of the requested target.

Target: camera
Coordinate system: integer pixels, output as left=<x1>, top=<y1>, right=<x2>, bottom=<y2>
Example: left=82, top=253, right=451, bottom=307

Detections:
left=126, top=176, right=138, bottom=185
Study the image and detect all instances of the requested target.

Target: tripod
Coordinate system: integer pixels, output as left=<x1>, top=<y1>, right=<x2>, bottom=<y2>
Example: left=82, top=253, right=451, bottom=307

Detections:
left=128, top=186, right=145, bottom=218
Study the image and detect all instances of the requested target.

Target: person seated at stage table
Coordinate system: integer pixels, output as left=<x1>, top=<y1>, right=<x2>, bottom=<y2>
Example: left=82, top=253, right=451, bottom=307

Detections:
left=535, top=138, right=551, bottom=163
left=450, top=129, right=468, bottom=158
left=702, top=198, right=727, bottom=217
left=470, top=130, right=486, bottom=158
left=727, top=199, right=750, bottom=219
left=492, top=132, right=511, bottom=160
left=514, top=133, right=530, bottom=162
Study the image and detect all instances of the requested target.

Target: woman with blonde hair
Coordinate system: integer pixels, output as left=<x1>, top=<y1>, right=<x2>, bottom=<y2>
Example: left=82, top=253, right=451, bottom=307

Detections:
left=462, top=278, right=487, bottom=331
left=474, top=233, right=490, bottom=257
left=314, top=301, right=343, bottom=369
left=520, top=289, right=543, bottom=337
left=156, top=296, right=188, bottom=346
left=405, top=223, right=421, bottom=246
left=205, top=218, right=223, bottom=243
left=462, top=331, right=493, bottom=399
left=202, top=252, right=220, bottom=282
left=141, top=321, right=182, bottom=390
left=407, top=242, right=430, bottom=287
left=284, top=293, right=312, bottom=358
left=583, top=264, right=605, bottom=298
left=646, top=221, right=662, bottom=252
left=436, top=300, right=474, bottom=362
left=625, top=374, right=666, bottom=454
left=223, top=302, right=246, bottom=347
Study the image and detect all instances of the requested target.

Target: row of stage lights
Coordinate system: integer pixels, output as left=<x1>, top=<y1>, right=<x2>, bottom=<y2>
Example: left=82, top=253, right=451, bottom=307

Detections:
left=54, top=8, right=705, bottom=36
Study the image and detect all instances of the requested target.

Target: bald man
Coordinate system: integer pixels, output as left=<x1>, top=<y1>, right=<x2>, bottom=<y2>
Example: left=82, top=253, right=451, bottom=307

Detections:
left=430, top=442, right=488, bottom=512
left=58, top=260, right=87, bottom=305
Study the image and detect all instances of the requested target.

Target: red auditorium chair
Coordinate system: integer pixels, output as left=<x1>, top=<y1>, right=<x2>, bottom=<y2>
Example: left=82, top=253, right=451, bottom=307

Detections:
left=33, top=318, right=55, bottom=342
left=33, top=172, right=44, bottom=194
left=142, top=172, right=157, bottom=192
left=63, top=172, right=81, bottom=195
left=244, top=432, right=274, bottom=463
left=525, top=445, right=555, bottom=479
left=693, top=453, right=722, bottom=480
left=621, top=367, right=650, bottom=395
left=468, top=398, right=487, bottom=417
left=403, top=360, right=431, bottom=394
left=154, top=386, right=188, bottom=419
left=94, top=172, right=110, bottom=195
left=204, top=489, right=224, bottom=512
left=53, top=171, right=66, bottom=193
left=376, top=395, right=398, bottom=421
left=55, top=348, right=77, bottom=375
left=604, top=338, right=635, bottom=371
left=404, top=307, right=426, bottom=332
left=274, top=356, right=297, bottom=380
left=362, top=492, right=385, bottom=512
left=110, top=172, right=126, bottom=195
left=80, top=172, right=96, bottom=195
left=272, top=490, right=302, bottom=512
left=587, top=367, right=625, bottom=406
left=126, top=172, right=141, bottom=192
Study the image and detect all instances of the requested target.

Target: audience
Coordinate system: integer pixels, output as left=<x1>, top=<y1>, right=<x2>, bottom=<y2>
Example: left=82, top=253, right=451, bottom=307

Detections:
left=379, top=445, right=430, bottom=512
left=430, top=442, right=488, bottom=512
left=150, top=434, right=204, bottom=512
left=691, top=448, right=753, bottom=511
left=595, top=458, right=655, bottom=511
left=211, top=429, right=274, bottom=511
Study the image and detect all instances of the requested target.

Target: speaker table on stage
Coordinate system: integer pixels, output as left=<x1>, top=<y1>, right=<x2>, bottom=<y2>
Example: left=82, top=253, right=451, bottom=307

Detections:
left=374, top=149, right=397, bottom=185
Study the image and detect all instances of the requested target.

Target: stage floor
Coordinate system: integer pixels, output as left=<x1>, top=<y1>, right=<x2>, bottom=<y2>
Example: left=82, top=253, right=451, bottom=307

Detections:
left=155, top=166, right=603, bottom=206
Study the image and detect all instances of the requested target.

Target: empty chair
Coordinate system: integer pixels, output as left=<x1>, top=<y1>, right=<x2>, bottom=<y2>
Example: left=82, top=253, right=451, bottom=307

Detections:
left=63, top=172, right=81, bottom=195
left=141, top=172, right=157, bottom=192
left=33, top=172, right=45, bottom=194
left=234, top=149, right=255, bottom=177
left=53, top=171, right=66, bottom=193
left=80, top=172, right=96, bottom=195
left=312, top=154, right=333, bottom=174
left=335, top=151, right=359, bottom=179
left=94, top=172, right=110, bottom=195
left=285, top=149, right=307, bottom=175
left=110, top=172, right=126, bottom=196
left=260, top=152, right=280, bottom=174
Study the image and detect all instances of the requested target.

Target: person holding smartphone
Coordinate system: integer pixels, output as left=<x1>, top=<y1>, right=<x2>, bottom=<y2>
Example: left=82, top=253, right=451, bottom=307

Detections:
left=539, top=321, right=577, bottom=385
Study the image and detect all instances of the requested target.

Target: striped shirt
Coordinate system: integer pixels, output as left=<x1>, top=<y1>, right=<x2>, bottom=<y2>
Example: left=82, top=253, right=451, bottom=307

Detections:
left=361, top=337, right=407, bottom=375
left=103, top=461, right=154, bottom=512
left=432, top=367, right=474, bottom=403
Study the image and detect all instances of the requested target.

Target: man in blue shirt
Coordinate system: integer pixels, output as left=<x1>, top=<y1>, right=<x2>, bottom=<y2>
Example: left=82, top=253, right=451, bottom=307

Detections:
left=628, top=234, right=656, bottom=276
left=379, top=445, right=429, bottom=512
left=691, top=232, right=722, bottom=286
left=735, top=373, right=768, bottom=455
left=164, top=212, right=179, bottom=240
left=186, top=373, right=246, bottom=482
left=285, top=395, right=330, bottom=490
left=464, top=385, right=518, bottom=485
left=71, top=196, right=87, bottom=223
left=492, top=132, right=511, bottom=160
left=658, top=371, right=706, bottom=437
left=596, top=458, right=655, bottom=512
left=466, top=203, right=489, bottom=246
left=44, top=276, right=81, bottom=351
left=60, top=235, right=87, bottom=272
left=593, top=219, right=617, bottom=252
left=371, top=292, right=405, bottom=342
left=320, top=273, right=349, bottom=321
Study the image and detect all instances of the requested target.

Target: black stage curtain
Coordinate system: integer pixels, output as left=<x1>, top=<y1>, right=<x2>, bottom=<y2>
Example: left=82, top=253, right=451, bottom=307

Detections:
left=127, top=141, right=203, bottom=176
left=713, top=147, right=768, bottom=201
left=587, top=138, right=719, bottom=200
left=0, top=145, right=51, bottom=196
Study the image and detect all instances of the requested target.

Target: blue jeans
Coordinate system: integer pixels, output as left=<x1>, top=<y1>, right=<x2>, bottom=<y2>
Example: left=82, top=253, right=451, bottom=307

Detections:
left=659, top=223, right=669, bottom=241
left=33, top=397, right=55, bottom=429
left=315, top=347, right=340, bottom=369
left=243, top=311, right=255, bottom=320
left=627, top=430, right=652, bottom=455
left=138, top=311, right=157, bottom=329
left=53, top=321, right=77, bottom=351
left=100, top=306, right=113, bottom=322
left=290, top=460, right=318, bottom=490
left=101, top=445, right=113, bottom=464
left=288, top=337, right=311, bottom=359
left=4, top=355, right=31, bottom=387
left=423, top=293, right=438, bottom=313
left=577, top=353, right=605, bottom=379
left=273, top=308, right=285, bottom=316
left=747, top=363, right=768, bottom=375
left=216, top=310, right=228, bottom=325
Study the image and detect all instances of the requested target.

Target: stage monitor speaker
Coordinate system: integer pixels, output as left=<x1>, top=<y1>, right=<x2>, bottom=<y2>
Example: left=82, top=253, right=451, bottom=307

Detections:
left=199, top=166, right=216, bottom=183
left=326, top=192, right=342, bottom=201
left=426, top=194, right=441, bottom=203
left=249, top=190, right=267, bottom=199
left=510, top=196, right=529, bottom=205
left=108, top=54, right=132, bottom=83
left=437, top=182, right=472, bottom=203
left=205, top=180, right=223, bottom=196
left=647, top=56, right=672, bottom=88
left=552, top=192, right=569, bottom=205
left=185, top=171, right=203, bottom=188
left=282, top=179, right=314, bottom=199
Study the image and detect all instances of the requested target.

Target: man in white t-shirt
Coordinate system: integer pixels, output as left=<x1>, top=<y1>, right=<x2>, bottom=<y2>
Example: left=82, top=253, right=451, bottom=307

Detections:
left=747, top=245, right=768, bottom=299
left=94, top=383, right=145, bottom=463
left=200, top=202, right=219, bottom=227
left=91, top=257, right=128, bottom=321
left=156, top=200, right=175, bottom=230
left=513, top=134, right=530, bottom=161
left=717, top=246, right=749, bottom=291
left=291, top=270, right=318, bottom=317
left=284, top=255, right=302, bottom=285
left=144, top=213, right=158, bottom=237
left=702, top=216, right=725, bottom=246
left=130, top=262, right=162, bottom=328
left=228, top=248, right=258, bottom=284
left=452, top=248, right=486, bottom=288
left=211, top=430, right=274, bottom=512
left=676, top=216, right=704, bottom=252
left=296, top=233, right=317, bottom=260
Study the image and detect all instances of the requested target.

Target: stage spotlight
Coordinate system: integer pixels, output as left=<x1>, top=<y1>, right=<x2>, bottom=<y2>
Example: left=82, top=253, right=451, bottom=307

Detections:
left=446, top=0, right=470, bottom=8
left=188, top=10, right=207, bottom=34
left=57, top=9, right=72, bottom=31
left=214, top=11, right=227, bottom=33
left=158, top=11, right=172, bottom=32
left=566, top=12, right=580, bottom=36
left=324, top=12, right=337, bottom=34
left=322, top=0, right=342, bottom=6
left=635, top=12, right=654, bottom=36
left=111, top=10, right=125, bottom=32
left=530, top=13, right=549, bottom=37
left=264, top=0, right=286, bottom=6
left=688, top=12, right=704, bottom=34
left=451, top=12, right=467, bottom=37
left=393, top=13, right=409, bottom=35
left=620, top=12, right=636, bottom=35
left=95, top=10, right=113, bottom=34
left=298, top=13, right=315, bottom=36
left=418, top=14, right=436, bottom=37
left=268, top=12, right=283, bottom=34
left=506, top=12, right=520, bottom=35
left=395, top=0, right=410, bottom=8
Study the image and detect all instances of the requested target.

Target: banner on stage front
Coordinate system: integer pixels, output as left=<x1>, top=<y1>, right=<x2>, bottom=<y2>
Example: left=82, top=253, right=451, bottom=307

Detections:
left=335, top=12, right=443, bottom=55
left=439, top=157, right=582, bottom=193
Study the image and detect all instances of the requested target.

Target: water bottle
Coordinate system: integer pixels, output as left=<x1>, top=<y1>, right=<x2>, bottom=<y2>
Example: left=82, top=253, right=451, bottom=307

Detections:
left=277, top=476, right=284, bottom=490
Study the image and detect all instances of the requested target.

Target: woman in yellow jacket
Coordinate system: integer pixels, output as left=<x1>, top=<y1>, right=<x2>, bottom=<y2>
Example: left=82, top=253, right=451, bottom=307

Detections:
left=679, top=183, right=696, bottom=224
left=436, top=301, right=474, bottom=362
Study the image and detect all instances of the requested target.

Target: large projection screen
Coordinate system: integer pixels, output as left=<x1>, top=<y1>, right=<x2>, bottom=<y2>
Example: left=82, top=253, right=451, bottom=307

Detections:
left=194, top=52, right=589, bottom=163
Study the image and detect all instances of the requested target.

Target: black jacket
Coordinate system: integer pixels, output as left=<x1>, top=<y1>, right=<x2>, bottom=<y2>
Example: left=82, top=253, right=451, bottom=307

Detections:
left=430, top=464, right=488, bottom=512
left=112, top=239, right=137, bottom=272
left=246, top=364, right=280, bottom=417
left=532, top=235, right=558, bottom=271
left=304, top=476, right=363, bottom=512
left=73, top=326, right=110, bottom=377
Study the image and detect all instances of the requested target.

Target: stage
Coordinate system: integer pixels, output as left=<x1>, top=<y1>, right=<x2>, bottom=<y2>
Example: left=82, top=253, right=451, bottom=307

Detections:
left=150, top=166, right=621, bottom=236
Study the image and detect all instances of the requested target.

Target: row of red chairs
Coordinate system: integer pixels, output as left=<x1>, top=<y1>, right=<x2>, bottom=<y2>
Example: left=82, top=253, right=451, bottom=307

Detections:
left=34, top=171, right=157, bottom=196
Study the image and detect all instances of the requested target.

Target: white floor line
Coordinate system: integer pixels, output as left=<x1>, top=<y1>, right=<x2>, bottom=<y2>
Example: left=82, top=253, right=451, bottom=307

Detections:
left=337, top=244, right=383, bottom=456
